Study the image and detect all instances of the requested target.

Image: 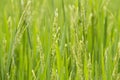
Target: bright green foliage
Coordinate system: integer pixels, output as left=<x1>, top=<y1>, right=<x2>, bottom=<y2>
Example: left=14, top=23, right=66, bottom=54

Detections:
left=0, top=0, right=120, bottom=80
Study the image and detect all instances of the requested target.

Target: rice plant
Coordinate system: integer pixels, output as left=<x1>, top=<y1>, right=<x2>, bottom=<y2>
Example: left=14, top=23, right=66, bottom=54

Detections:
left=0, top=0, right=120, bottom=80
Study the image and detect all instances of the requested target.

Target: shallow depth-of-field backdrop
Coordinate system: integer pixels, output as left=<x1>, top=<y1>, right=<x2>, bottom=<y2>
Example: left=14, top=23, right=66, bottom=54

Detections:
left=0, top=0, right=120, bottom=80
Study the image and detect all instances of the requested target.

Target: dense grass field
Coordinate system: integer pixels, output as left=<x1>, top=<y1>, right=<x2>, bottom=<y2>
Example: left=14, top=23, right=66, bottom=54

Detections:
left=0, top=0, right=120, bottom=80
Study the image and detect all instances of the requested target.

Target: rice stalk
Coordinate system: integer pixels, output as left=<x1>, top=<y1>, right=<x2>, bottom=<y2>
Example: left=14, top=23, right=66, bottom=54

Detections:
left=51, top=8, right=61, bottom=80
left=7, top=0, right=31, bottom=78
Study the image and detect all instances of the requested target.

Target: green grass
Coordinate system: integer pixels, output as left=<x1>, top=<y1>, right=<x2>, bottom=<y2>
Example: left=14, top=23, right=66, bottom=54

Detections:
left=0, top=0, right=120, bottom=80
